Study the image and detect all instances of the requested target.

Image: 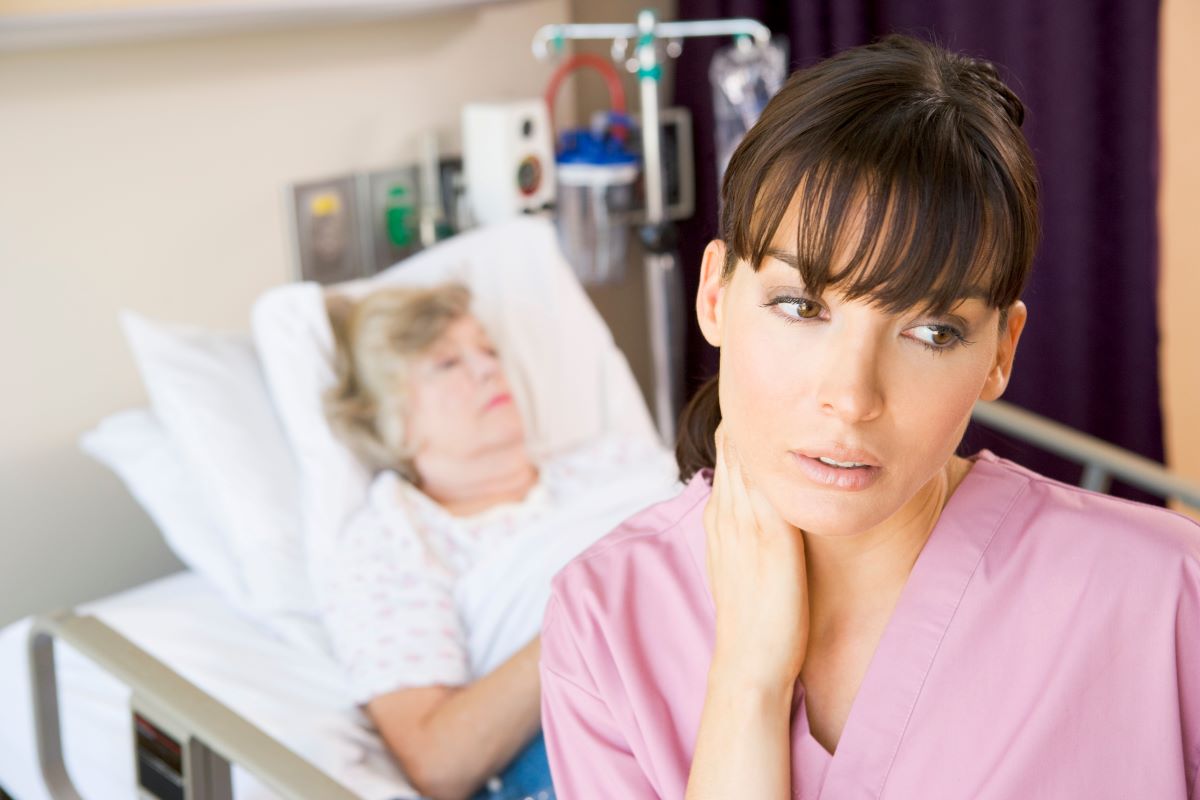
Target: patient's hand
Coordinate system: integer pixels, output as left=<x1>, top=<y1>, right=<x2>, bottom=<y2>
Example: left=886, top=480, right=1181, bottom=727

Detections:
left=367, top=636, right=542, bottom=800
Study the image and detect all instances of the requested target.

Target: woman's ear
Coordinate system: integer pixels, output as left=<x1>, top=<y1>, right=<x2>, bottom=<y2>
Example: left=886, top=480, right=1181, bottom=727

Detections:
left=696, top=240, right=730, bottom=347
left=979, top=301, right=1027, bottom=401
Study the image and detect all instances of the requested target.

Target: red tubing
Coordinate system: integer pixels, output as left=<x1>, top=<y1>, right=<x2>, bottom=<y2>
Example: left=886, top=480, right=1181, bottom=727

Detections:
left=543, top=53, right=627, bottom=141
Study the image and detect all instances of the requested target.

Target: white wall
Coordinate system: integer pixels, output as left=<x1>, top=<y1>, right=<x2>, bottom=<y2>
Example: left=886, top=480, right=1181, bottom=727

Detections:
left=0, top=0, right=571, bottom=625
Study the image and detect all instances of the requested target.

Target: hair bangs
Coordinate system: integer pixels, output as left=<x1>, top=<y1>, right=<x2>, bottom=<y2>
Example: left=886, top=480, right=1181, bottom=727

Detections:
left=720, top=34, right=1039, bottom=318
left=740, top=133, right=1023, bottom=317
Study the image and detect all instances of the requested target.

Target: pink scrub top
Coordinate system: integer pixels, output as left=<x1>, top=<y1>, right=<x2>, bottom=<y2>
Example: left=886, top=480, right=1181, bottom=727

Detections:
left=540, top=450, right=1200, bottom=799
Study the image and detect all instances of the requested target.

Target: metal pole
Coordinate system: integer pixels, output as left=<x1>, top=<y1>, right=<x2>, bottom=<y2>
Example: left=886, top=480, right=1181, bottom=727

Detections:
left=533, top=13, right=772, bottom=446
left=634, top=9, right=681, bottom=444
left=637, top=11, right=665, bottom=228
left=532, top=19, right=770, bottom=59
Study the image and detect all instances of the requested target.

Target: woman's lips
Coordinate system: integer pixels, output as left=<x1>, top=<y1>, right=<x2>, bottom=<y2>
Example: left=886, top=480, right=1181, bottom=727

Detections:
left=789, top=451, right=882, bottom=491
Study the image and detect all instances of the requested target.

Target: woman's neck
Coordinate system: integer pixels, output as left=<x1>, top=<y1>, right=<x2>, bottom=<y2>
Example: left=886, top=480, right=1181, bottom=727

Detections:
left=803, top=455, right=973, bottom=639
left=414, top=441, right=540, bottom=517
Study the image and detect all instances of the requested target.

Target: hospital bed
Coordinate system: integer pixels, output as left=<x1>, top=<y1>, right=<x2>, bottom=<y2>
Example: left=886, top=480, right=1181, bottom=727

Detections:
left=2, top=216, right=669, bottom=800
left=3, top=217, right=1198, bottom=800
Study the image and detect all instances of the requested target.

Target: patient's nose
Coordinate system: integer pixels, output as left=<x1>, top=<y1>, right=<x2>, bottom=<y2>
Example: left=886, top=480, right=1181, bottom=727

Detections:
left=467, top=347, right=501, bottom=381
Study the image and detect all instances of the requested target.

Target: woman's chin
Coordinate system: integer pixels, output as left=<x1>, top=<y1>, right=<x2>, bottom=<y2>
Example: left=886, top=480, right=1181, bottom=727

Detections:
left=770, top=475, right=899, bottom=538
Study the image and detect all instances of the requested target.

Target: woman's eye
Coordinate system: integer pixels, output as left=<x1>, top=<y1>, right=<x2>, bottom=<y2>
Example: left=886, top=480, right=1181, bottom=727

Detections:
left=908, top=324, right=964, bottom=351
left=768, top=296, right=825, bottom=322
left=436, top=357, right=460, bottom=370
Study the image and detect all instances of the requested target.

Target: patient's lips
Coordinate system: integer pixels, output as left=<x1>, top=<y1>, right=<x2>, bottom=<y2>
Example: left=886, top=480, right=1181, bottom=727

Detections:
left=483, top=392, right=512, bottom=412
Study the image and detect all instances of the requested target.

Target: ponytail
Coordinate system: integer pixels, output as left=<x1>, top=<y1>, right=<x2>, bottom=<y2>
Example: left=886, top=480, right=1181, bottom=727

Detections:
left=674, top=374, right=721, bottom=482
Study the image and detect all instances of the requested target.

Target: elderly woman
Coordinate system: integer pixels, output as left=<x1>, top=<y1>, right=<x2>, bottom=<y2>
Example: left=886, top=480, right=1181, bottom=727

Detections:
left=539, top=35, right=1200, bottom=799
left=314, top=283, right=674, bottom=800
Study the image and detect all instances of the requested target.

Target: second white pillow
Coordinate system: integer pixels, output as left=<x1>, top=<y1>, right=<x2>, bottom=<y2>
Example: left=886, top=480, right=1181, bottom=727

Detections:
left=119, top=311, right=327, bottom=653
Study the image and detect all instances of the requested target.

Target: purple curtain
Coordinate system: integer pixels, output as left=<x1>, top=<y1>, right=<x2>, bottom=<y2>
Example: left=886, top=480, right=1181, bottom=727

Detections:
left=671, top=0, right=1163, bottom=497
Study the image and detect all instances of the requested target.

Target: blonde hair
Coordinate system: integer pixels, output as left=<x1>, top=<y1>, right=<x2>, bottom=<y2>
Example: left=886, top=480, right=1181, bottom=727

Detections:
left=324, top=283, right=472, bottom=481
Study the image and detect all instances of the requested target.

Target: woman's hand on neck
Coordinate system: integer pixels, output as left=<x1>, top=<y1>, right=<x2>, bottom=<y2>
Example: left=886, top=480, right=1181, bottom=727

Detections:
left=412, top=438, right=539, bottom=518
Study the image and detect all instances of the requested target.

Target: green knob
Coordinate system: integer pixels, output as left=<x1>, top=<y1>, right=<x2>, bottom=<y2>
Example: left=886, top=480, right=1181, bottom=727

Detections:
left=385, top=185, right=414, bottom=248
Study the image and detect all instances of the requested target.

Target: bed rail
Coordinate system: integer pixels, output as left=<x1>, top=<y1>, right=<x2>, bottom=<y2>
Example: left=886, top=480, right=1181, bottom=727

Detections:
left=972, top=399, right=1200, bottom=508
left=28, top=611, right=363, bottom=800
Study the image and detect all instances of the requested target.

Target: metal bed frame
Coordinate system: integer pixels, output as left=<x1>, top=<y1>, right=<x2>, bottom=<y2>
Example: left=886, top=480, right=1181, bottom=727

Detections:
left=26, top=399, right=1198, bottom=799
left=970, top=400, right=1200, bottom=507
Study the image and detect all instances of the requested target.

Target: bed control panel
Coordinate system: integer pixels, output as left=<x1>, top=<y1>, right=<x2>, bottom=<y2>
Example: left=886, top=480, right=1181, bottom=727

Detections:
left=135, top=712, right=184, bottom=800
left=133, top=704, right=233, bottom=800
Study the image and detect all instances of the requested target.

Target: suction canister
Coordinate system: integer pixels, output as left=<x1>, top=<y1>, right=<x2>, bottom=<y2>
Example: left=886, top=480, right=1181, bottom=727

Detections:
left=555, top=125, right=638, bottom=284
left=543, top=53, right=639, bottom=285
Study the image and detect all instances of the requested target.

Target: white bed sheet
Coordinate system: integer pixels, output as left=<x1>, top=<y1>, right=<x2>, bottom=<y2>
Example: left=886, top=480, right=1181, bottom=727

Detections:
left=0, top=570, right=415, bottom=800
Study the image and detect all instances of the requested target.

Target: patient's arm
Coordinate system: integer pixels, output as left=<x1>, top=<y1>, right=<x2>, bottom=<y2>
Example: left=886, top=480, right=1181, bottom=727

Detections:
left=366, top=635, right=542, bottom=800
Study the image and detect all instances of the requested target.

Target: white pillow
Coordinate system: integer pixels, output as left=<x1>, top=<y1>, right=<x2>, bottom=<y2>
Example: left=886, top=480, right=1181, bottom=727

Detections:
left=119, top=313, right=327, bottom=653
left=253, top=216, right=657, bottom=552
left=79, top=408, right=246, bottom=605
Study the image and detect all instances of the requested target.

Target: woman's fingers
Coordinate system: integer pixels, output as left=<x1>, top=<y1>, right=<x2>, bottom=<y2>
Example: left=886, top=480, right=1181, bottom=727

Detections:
left=703, top=425, right=809, bottom=687
left=716, top=425, right=750, bottom=534
left=747, top=477, right=796, bottom=541
left=714, top=428, right=785, bottom=543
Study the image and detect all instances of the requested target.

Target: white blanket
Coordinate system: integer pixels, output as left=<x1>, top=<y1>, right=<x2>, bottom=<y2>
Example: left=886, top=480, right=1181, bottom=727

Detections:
left=457, top=456, right=683, bottom=679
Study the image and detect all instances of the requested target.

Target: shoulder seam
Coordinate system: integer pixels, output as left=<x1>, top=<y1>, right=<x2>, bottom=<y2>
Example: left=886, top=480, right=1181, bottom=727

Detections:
left=1018, top=471, right=1200, bottom=529
left=567, top=486, right=708, bottom=566
left=542, top=662, right=606, bottom=702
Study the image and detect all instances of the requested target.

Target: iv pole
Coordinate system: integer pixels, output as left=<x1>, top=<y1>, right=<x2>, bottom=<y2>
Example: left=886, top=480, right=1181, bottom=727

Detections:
left=533, top=11, right=771, bottom=446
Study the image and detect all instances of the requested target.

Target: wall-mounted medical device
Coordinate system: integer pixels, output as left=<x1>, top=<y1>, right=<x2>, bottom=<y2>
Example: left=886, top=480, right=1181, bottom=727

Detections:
left=462, top=100, right=556, bottom=225
left=287, top=157, right=465, bottom=285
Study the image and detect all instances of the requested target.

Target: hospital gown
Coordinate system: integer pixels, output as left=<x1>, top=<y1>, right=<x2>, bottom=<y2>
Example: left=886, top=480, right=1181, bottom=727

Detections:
left=540, top=450, right=1200, bottom=798
left=313, top=435, right=679, bottom=704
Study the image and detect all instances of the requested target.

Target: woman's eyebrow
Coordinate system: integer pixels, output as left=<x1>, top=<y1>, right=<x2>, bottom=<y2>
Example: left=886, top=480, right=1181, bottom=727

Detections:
left=765, top=248, right=801, bottom=268
left=935, top=286, right=990, bottom=304
left=765, top=248, right=990, bottom=304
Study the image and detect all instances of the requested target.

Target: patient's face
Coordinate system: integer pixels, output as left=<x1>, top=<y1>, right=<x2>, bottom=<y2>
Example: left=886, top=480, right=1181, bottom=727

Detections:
left=698, top=201, right=1024, bottom=539
left=403, top=314, right=524, bottom=462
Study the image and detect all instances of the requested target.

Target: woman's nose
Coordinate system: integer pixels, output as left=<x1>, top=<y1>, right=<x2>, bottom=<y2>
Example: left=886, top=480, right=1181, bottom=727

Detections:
left=813, top=333, right=885, bottom=424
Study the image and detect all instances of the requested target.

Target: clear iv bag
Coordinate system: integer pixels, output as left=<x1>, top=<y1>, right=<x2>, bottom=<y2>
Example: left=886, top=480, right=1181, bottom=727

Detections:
left=710, top=37, right=788, bottom=194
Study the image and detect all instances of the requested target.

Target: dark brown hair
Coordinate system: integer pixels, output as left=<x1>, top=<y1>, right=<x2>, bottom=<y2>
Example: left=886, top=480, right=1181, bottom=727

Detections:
left=676, top=34, right=1040, bottom=481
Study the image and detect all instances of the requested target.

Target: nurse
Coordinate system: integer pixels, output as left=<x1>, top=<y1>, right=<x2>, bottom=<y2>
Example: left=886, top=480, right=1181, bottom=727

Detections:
left=539, top=34, right=1200, bottom=799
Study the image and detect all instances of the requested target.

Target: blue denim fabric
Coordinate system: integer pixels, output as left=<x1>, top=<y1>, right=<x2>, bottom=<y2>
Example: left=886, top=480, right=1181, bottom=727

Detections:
left=468, top=731, right=556, bottom=800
